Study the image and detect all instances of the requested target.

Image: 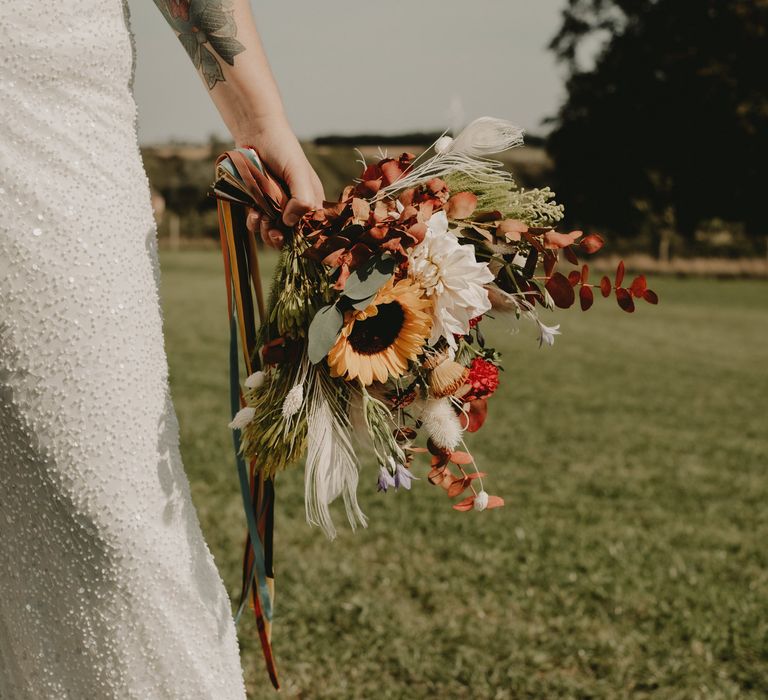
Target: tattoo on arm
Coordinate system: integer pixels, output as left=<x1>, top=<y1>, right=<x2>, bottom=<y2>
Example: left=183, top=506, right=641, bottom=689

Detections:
left=154, top=0, right=245, bottom=89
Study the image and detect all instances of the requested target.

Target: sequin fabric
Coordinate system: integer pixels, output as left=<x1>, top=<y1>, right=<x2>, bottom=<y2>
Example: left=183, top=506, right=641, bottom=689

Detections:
left=0, top=2, right=247, bottom=697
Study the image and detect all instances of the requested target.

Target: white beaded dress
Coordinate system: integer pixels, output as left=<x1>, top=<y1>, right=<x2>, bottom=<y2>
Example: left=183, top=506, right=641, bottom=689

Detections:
left=0, top=2, right=247, bottom=698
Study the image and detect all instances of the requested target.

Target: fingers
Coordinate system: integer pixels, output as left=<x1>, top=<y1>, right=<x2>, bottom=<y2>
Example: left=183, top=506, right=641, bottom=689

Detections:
left=282, top=198, right=313, bottom=228
left=246, top=209, right=261, bottom=235
left=311, top=170, right=326, bottom=209
left=282, top=168, right=325, bottom=227
left=260, top=217, right=284, bottom=249
left=249, top=158, right=326, bottom=247
left=249, top=206, right=283, bottom=249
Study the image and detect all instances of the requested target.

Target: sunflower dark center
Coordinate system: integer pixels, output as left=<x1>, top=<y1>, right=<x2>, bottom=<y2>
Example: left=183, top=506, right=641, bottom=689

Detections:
left=347, top=302, right=405, bottom=355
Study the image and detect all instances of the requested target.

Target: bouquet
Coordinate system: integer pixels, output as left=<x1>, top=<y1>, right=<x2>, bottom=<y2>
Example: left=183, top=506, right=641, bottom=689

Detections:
left=212, top=118, right=657, bottom=687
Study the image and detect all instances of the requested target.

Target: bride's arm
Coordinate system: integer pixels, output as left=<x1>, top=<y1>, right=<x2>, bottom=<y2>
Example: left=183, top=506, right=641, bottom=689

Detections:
left=153, top=0, right=324, bottom=245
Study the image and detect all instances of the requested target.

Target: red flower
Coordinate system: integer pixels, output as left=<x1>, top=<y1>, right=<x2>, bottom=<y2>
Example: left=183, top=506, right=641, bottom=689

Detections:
left=168, top=0, right=190, bottom=21
left=464, top=358, right=499, bottom=401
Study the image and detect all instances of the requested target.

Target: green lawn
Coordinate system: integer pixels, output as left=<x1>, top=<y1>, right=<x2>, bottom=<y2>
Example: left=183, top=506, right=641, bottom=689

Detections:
left=159, top=250, right=768, bottom=699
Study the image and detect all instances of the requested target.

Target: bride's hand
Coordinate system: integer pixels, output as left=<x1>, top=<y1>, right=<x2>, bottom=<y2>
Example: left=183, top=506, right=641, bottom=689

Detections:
left=157, top=0, right=324, bottom=248
left=241, top=117, right=324, bottom=249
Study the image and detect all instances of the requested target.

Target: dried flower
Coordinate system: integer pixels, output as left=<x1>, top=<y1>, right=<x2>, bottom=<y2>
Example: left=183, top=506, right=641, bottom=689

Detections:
left=429, top=358, right=470, bottom=398
left=420, top=398, right=463, bottom=451
left=244, top=370, right=265, bottom=390
left=474, top=490, right=489, bottom=511
left=282, top=384, right=304, bottom=419
left=228, top=406, right=255, bottom=430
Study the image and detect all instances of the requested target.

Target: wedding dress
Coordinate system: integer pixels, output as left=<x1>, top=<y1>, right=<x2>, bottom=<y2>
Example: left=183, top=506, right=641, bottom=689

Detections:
left=0, top=2, right=247, bottom=698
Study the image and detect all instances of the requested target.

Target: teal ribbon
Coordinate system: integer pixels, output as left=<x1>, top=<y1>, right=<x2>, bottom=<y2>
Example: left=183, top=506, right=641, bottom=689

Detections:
left=228, top=310, right=273, bottom=623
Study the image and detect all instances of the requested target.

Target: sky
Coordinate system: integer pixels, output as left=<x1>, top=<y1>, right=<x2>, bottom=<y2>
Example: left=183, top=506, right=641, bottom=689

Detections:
left=128, top=0, right=570, bottom=144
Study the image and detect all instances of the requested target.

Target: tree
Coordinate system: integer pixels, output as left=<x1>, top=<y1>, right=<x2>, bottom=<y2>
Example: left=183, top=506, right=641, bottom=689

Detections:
left=547, top=0, right=768, bottom=256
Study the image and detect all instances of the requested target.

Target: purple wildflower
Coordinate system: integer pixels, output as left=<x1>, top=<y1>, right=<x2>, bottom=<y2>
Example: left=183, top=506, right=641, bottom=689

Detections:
left=377, top=464, right=396, bottom=493
left=393, top=461, right=418, bottom=490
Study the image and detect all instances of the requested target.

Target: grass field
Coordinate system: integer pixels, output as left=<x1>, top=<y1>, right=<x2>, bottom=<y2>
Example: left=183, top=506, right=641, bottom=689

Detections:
left=159, top=250, right=768, bottom=699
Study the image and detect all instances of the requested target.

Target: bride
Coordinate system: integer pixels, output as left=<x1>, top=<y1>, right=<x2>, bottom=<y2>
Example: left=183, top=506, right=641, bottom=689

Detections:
left=0, top=0, right=321, bottom=697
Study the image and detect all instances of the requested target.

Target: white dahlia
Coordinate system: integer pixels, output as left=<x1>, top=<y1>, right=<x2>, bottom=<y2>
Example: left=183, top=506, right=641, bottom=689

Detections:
left=408, top=210, right=493, bottom=348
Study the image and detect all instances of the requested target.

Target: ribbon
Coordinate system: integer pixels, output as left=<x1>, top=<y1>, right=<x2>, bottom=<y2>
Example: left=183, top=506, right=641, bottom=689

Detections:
left=214, top=148, right=288, bottom=690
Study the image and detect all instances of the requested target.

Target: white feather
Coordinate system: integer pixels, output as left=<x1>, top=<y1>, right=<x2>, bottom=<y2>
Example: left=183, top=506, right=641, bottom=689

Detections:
left=304, top=372, right=367, bottom=539
left=376, top=117, right=525, bottom=199
left=448, top=117, right=525, bottom=157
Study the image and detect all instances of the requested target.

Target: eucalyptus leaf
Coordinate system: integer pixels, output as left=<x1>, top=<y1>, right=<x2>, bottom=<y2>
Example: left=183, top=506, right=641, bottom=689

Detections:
left=308, top=304, right=344, bottom=365
left=350, top=291, right=378, bottom=311
left=342, top=254, right=395, bottom=301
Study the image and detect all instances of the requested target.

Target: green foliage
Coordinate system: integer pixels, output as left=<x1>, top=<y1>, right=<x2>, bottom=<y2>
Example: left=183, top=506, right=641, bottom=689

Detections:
left=307, top=304, right=344, bottom=365
left=161, top=250, right=768, bottom=699
left=238, top=362, right=307, bottom=477
left=270, top=234, right=329, bottom=340
left=342, top=253, right=396, bottom=302
left=444, top=172, right=564, bottom=227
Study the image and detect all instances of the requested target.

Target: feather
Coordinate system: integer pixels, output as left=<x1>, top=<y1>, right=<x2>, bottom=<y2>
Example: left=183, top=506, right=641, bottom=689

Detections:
left=448, top=117, right=525, bottom=157
left=304, top=368, right=367, bottom=539
left=376, top=117, right=525, bottom=199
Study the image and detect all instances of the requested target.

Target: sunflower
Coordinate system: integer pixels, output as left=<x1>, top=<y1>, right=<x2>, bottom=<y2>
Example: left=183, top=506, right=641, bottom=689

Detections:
left=328, top=279, right=432, bottom=386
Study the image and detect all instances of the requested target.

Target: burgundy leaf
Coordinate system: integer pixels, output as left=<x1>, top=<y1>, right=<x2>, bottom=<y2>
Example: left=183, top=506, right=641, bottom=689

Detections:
left=567, top=270, right=581, bottom=286
left=460, top=398, right=488, bottom=433
left=543, top=250, right=558, bottom=277
left=629, top=275, right=647, bottom=297
left=545, top=272, right=576, bottom=308
left=616, top=287, right=635, bottom=313
left=474, top=210, right=503, bottom=223
left=643, top=289, right=659, bottom=304
left=600, top=276, right=612, bottom=297
left=579, top=233, right=605, bottom=254
left=580, top=264, right=590, bottom=284
left=615, top=260, right=625, bottom=287
left=579, top=284, right=594, bottom=311
left=564, top=245, right=579, bottom=265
